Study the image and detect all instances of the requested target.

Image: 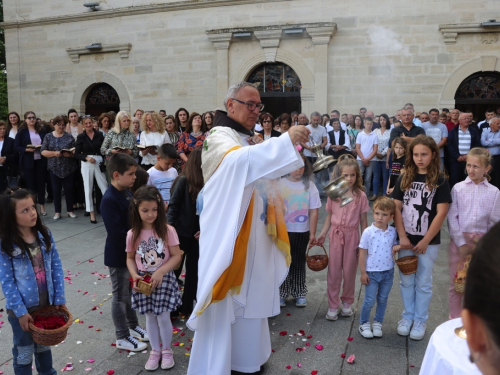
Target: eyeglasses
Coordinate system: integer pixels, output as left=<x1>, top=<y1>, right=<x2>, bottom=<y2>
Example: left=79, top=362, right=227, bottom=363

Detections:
left=26, top=116, right=36, bottom=120
left=231, top=98, right=265, bottom=112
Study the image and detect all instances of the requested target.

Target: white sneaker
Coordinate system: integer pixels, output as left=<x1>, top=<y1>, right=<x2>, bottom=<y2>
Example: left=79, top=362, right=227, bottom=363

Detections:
left=410, top=321, right=426, bottom=340
left=372, top=321, right=383, bottom=338
left=341, top=302, right=353, bottom=317
left=280, top=298, right=286, bottom=308
left=130, top=326, right=149, bottom=342
left=358, top=322, right=373, bottom=339
left=397, top=319, right=413, bottom=336
left=116, top=336, right=148, bottom=352
left=325, top=308, right=339, bottom=321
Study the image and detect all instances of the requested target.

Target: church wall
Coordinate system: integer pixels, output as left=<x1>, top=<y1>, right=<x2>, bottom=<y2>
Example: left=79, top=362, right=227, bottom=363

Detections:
left=3, top=0, right=500, bottom=119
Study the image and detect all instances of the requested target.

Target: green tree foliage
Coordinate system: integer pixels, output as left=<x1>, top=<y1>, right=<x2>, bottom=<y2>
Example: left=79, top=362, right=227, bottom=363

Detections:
left=0, top=1, right=8, bottom=120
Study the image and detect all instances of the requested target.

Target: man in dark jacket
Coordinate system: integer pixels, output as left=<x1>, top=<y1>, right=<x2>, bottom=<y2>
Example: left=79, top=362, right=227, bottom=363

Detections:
left=447, top=113, right=482, bottom=188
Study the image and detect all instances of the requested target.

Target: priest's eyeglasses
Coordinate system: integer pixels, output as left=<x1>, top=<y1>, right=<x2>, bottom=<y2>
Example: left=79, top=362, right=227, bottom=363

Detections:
left=231, top=98, right=265, bottom=112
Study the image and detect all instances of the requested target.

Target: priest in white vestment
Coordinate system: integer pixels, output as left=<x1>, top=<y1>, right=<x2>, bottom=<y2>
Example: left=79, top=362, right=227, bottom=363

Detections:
left=187, top=82, right=310, bottom=375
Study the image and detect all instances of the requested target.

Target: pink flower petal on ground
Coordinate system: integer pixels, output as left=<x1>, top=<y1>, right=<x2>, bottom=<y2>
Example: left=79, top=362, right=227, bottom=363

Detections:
left=297, top=363, right=302, bottom=368
left=279, top=331, right=287, bottom=336
left=347, top=355, right=355, bottom=364
left=306, top=342, right=311, bottom=347
left=286, top=365, right=292, bottom=369
left=315, top=344, right=324, bottom=351
left=347, top=337, right=354, bottom=341
left=85, top=368, right=92, bottom=371
left=87, top=359, right=95, bottom=363
left=172, top=342, right=180, bottom=346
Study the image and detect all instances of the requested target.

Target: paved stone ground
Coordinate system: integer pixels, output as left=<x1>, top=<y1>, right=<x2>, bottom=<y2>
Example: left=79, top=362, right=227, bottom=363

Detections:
left=0, top=197, right=451, bottom=375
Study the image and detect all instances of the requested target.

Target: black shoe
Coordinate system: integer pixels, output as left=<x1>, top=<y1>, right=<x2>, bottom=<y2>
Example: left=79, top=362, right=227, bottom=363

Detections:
left=90, top=219, right=97, bottom=224
left=84, top=212, right=90, bottom=217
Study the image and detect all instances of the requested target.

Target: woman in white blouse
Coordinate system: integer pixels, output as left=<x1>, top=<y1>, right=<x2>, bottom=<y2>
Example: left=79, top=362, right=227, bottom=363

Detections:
left=371, top=114, right=391, bottom=200
left=139, top=111, right=170, bottom=170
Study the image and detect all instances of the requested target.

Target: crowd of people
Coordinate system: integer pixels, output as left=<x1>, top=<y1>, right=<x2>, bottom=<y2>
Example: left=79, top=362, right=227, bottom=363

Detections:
left=1, top=85, right=500, bottom=374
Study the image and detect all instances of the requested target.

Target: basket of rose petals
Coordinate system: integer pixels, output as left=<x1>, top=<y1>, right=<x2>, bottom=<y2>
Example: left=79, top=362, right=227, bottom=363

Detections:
left=29, top=305, right=72, bottom=346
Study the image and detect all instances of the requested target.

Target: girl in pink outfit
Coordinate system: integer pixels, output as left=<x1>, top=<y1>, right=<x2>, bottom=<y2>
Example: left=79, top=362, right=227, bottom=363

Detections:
left=317, top=155, right=369, bottom=320
left=447, top=148, right=500, bottom=319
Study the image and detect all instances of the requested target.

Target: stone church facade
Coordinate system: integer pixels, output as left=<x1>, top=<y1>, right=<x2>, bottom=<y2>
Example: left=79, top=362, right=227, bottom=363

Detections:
left=2, top=0, right=500, bottom=119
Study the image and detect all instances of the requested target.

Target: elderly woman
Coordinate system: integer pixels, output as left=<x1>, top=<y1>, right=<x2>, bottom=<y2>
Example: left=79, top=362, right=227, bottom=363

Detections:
left=177, top=112, right=207, bottom=170
left=139, top=111, right=170, bottom=170
left=100, top=111, right=139, bottom=161
left=75, top=116, right=107, bottom=223
left=462, top=222, right=500, bottom=375
left=41, top=115, right=78, bottom=220
left=0, top=121, right=18, bottom=191
left=257, top=113, right=281, bottom=140
left=14, top=111, right=48, bottom=215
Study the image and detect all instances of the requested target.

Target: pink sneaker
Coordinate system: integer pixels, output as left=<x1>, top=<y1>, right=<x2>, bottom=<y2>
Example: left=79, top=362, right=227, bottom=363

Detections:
left=161, top=348, right=175, bottom=369
left=145, top=350, right=161, bottom=371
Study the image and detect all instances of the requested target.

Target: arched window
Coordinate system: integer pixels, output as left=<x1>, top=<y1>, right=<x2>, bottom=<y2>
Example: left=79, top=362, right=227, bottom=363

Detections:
left=85, top=83, right=121, bottom=116
left=246, top=63, right=301, bottom=118
left=454, top=72, right=500, bottom=120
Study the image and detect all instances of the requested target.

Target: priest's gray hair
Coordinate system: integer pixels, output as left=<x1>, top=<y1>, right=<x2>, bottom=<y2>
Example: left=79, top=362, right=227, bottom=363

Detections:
left=224, top=82, right=258, bottom=110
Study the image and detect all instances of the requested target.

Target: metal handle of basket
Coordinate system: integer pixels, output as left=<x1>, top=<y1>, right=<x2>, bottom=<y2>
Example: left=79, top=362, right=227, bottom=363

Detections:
left=392, top=244, right=414, bottom=261
left=306, top=244, right=328, bottom=258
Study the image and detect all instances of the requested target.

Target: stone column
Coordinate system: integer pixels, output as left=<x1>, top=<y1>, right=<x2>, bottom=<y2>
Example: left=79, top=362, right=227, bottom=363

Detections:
left=306, top=26, right=336, bottom=114
left=207, top=33, right=232, bottom=108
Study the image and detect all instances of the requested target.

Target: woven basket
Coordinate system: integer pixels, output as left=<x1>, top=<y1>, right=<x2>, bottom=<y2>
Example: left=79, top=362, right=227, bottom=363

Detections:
left=137, top=273, right=153, bottom=296
left=29, top=306, right=72, bottom=346
left=306, top=245, right=329, bottom=272
left=393, top=245, right=418, bottom=275
left=454, top=255, right=471, bottom=294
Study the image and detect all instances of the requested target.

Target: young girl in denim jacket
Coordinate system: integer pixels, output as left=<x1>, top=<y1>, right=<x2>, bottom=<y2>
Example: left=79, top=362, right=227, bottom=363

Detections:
left=0, top=188, right=66, bottom=375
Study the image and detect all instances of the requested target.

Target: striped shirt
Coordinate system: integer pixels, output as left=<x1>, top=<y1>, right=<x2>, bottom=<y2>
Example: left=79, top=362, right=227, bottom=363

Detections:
left=447, top=177, right=500, bottom=247
left=457, top=127, right=471, bottom=155
left=481, top=128, right=500, bottom=156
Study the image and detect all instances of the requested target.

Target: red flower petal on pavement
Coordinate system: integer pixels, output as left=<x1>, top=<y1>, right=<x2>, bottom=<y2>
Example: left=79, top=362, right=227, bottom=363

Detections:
left=180, top=332, right=185, bottom=336
left=306, top=342, right=311, bottom=347
left=347, top=337, right=354, bottom=341
left=279, top=331, right=287, bottom=336
left=315, top=344, right=324, bottom=351
left=295, top=347, right=303, bottom=352
left=89, top=260, right=94, bottom=263
left=307, top=335, right=312, bottom=339
left=106, top=371, right=115, bottom=375
left=88, top=326, right=93, bottom=329
left=271, top=349, right=275, bottom=353
left=286, top=365, right=291, bottom=369
left=111, top=343, right=116, bottom=347
left=311, top=371, right=318, bottom=375
left=341, top=353, right=346, bottom=358
left=410, top=365, right=415, bottom=368
left=286, top=313, right=291, bottom=316
left=172, top=342, right=180, bottom=346
left=299, top=330, right=305, bottom=335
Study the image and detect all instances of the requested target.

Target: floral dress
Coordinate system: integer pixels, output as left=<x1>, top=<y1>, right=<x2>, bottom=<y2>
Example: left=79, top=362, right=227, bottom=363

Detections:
left=177, top=131, right=206, bottom=169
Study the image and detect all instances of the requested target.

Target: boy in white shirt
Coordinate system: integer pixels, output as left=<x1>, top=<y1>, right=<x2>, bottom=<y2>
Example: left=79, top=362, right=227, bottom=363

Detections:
left=147, top=144, right=178, bottom=209
left=358, top=197, right=398, bottom=339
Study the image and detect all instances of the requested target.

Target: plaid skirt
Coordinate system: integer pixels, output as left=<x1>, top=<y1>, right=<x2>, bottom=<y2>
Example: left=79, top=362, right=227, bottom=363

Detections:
left=131, top=271, right=182, bottom=315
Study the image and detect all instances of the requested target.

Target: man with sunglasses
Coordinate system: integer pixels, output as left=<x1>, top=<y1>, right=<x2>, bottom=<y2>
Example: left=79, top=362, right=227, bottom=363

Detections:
left=187, top=82, right=309, bottom=375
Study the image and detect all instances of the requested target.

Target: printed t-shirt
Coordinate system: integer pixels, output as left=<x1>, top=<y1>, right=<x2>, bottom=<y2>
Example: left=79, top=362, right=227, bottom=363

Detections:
left=126, top=226, right=180, bottom=272
left=279, top=178, right=321, bottom=233
left=303, top=125, right=327, bottom=158
left=389, top=155, right=406, bottom=189
left=359, top=224, right=398, bottom=272
left=147, top=166, right=178, bottom=204
left=392, top=174, right=452, bottom=245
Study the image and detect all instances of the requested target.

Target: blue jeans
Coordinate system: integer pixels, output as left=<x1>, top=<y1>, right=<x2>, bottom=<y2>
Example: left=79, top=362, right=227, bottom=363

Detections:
left=8, top=315, right=57, bottom=375
left=398, top=245, right=440, bottom=323
left=357, top=160, right=375, bottom=194
left=372, top=161, right=389, bottom=196
left=109, top=267, right=139, bottom=340
left=360, top=268, right=394, bottom=324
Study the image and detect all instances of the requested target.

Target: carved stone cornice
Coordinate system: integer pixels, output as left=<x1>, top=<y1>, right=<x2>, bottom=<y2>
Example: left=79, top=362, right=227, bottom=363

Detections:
left=439, top=23, right=500, bottom=44
left=207, top=33, right=233, bottom=50
left=305, top=26, right=336, bottom=45
left=66, top=44, right=132, bottom=63
left=206, top=22, right=337, bottom=35
left=1, top=0, right=285, bottom=29
left=254, top=30, right=282, bottom=62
